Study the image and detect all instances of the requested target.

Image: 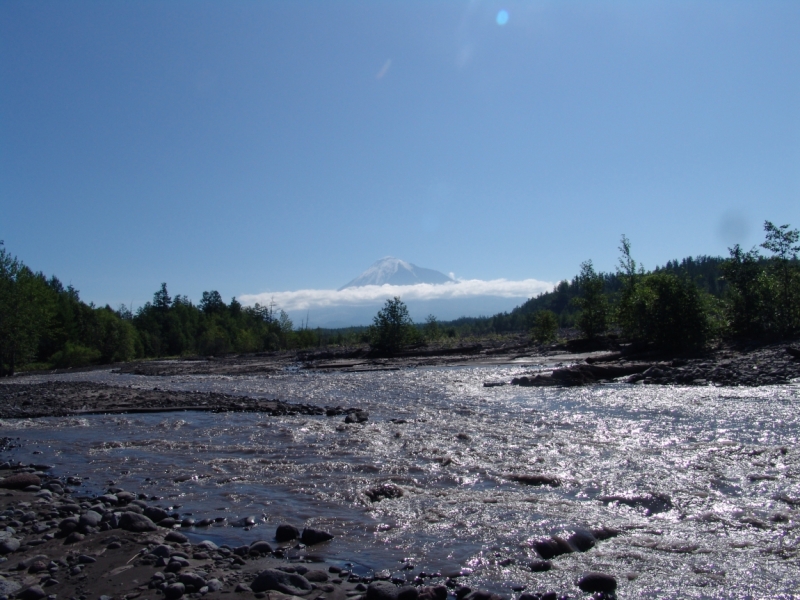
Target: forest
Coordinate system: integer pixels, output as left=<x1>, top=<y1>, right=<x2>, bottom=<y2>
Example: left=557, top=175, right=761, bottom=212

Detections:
left=1, top=221, right=798, bottom=375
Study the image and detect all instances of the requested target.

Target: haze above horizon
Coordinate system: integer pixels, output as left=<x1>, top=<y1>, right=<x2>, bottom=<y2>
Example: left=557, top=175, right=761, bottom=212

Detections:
left=1, top=1, right=798, bottom=311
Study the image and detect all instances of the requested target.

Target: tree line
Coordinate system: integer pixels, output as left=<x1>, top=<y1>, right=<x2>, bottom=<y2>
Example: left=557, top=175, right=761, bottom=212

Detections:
left=0, top=241, right=364, bottom=375
left=434, top=221, right=800, bottom=352
left=2, top=220, right=797, bottom=373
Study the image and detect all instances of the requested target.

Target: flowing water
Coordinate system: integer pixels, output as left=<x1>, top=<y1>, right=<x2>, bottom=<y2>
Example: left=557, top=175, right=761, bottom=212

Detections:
left=2, top=366, right=800, bottom=598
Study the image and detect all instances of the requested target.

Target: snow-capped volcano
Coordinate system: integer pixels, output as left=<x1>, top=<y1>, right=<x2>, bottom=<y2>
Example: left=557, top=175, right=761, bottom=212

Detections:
left=339, top=257, right=454, bottom=290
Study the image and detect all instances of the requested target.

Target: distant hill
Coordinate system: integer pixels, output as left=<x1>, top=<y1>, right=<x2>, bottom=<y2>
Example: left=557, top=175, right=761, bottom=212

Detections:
left=339, top=257, right=454, bottom=290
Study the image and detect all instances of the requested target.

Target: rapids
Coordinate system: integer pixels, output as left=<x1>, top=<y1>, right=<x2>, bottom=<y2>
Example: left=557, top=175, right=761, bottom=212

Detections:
left=2, top=366, right=799, bottom=598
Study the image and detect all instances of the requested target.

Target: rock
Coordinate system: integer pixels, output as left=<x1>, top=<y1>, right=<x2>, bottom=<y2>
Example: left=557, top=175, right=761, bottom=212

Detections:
left=398, top=587, right=419, bottom=600
left=344, top=410, right=369, bottom=424
left=27, top=560, right=48, bottom=574
left=232, top=516, right=256, bottom=527
left=79, top=510, right=102, bottom=528
left=166, top=557, right=190, bottom=572
left=418, top=586, right=447, bottom=600
left=116, top=491, right=135, bottom=504
left=158, top=517, right=179, bottom=528
left=164, top=582, right=186, bottom=600
left=249, top=540, right=274, bottom=555
left=598, top=492, right=673, bottom=515
left=64, top=532, right=85, bottom=544
left=528, top=560, right=552, bottom=572
left=251, top=568, right=313, bottom=595
left=508, top=474, right=561, bottom=487
left=576, top=572, right=617, bottom=594
left=566, top=528, right=597, bottom=552
left=144, top=506, right=170, bottom=522
left=119, top=512, right=158, bottom=532
left=152, top=544, right=173, bottom=558
left=179, top=572, right=206, bottom=588
left=275, top=523, right=300, bottom=542
left=0, top=575, right=21, bottom=595
left=77, top=554, right=96, bottom=564
left=303, top=570, right=329, bottom=583
left=206, top=579, right=223, bottom=592
left=18, top=586, right=47, bottom=600
left=195, top=540, right=218, bottom=551
left=364, top=484, right=404, bottom=502
left=367, top=581, right=402, bottom=600
left=0, top=538, right=20, bottom=554
left=0, top=474, right=41, bottom=489
left=165, top=531, right=189, bottom=543
left=532, top=537, right=574, bottom=560
left=301, top=527, right=334, bottom=545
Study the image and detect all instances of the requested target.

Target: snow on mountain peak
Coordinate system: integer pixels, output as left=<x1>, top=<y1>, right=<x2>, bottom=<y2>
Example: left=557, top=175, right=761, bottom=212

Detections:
left=339, top=257, right=454, bottom=290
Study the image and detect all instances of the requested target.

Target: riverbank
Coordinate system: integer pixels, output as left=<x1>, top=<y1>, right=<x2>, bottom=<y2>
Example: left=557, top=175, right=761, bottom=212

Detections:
left=14, top=336, right=800, bottom=388
left=509, top=341, right=800, bottom=388
left=0, top=463, right=589, bottom=600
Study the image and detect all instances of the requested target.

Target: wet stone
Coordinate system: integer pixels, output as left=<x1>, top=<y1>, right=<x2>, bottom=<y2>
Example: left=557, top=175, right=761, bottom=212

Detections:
left=301, top=527, right=334, bottom=545
left=251, top=569, right=313, bottom=595
left=275, top=523, right=300, bottom=542
left=576, top=572, right=617, bottom=594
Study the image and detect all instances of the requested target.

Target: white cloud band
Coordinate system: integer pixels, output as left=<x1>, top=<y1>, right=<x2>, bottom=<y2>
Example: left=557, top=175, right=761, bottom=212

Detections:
left=240, top=278, right=553, bottom=312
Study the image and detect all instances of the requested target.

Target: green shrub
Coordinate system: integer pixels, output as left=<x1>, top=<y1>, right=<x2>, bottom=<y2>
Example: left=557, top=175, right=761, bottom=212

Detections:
left=617, top=272, right=710, bottom=351
left=532, top=310, right=559, bottom=344
left=369, top=297, right=415, bottom=354
left=50, top=343, right=101, bottom=368
left=574, top=260, right=609, bottom=340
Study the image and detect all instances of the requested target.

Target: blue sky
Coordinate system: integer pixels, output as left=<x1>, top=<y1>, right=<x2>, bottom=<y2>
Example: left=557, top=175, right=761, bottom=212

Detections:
left=1, top=1, right=798, bottom=315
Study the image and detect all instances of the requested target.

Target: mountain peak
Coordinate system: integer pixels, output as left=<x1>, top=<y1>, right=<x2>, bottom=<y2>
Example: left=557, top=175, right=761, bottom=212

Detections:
left=339, top=257, right=454, bottom=290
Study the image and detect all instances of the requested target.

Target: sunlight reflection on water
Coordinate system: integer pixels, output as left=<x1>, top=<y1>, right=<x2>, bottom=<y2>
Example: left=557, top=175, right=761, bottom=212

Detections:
left=2, top=367, right=799, bottom=597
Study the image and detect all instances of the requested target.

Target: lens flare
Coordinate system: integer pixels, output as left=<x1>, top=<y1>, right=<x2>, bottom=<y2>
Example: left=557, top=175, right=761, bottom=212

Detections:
left=496, top=10, right=509, bottom=25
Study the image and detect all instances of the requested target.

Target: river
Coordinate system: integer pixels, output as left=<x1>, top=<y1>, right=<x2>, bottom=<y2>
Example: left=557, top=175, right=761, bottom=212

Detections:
left=1, top=365, right=799, bottom=598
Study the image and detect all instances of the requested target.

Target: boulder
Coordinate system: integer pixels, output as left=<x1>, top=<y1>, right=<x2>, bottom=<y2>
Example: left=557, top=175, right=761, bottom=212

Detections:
left=79, top=510, right=102, bottom=528
left=364, top=483, right=404, bottom=502
left=144, top=506, right=170, bottom=522
left=301, top=527, right=334, bottom=545
left=178, top=572, right=206, bottom=588
left=367, top=581, right=403, bottom=600
left=164, top=582, right=185, bottom=600
left=566, top=528, right=597, bottom=552
left=508, top=474, right=560, bottom=487
left=231, top=515, right=256, bottom=527
left=152, top=544, right=173, bottom=558
left=249, top=540, right=274, bottom=555
left=165, top=531, right=189, bottom=543
left=119, top=512, right=158, bottom=532
left=0, top=575, right=21, bottom=595
left=18, top=585, right=47, bottom=600
left=303, top=570, right=329, bottom=583
left=0, top=538, right=20, bottom=554
left=418, top=586, right=447, bottom=600
left=576, top=572, right=617, bottom=594
left=275, top=523, right=300, bottom=542
left=251, top=569, right=313, bottom=595
left=195, top=540, right=218, bottom=551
